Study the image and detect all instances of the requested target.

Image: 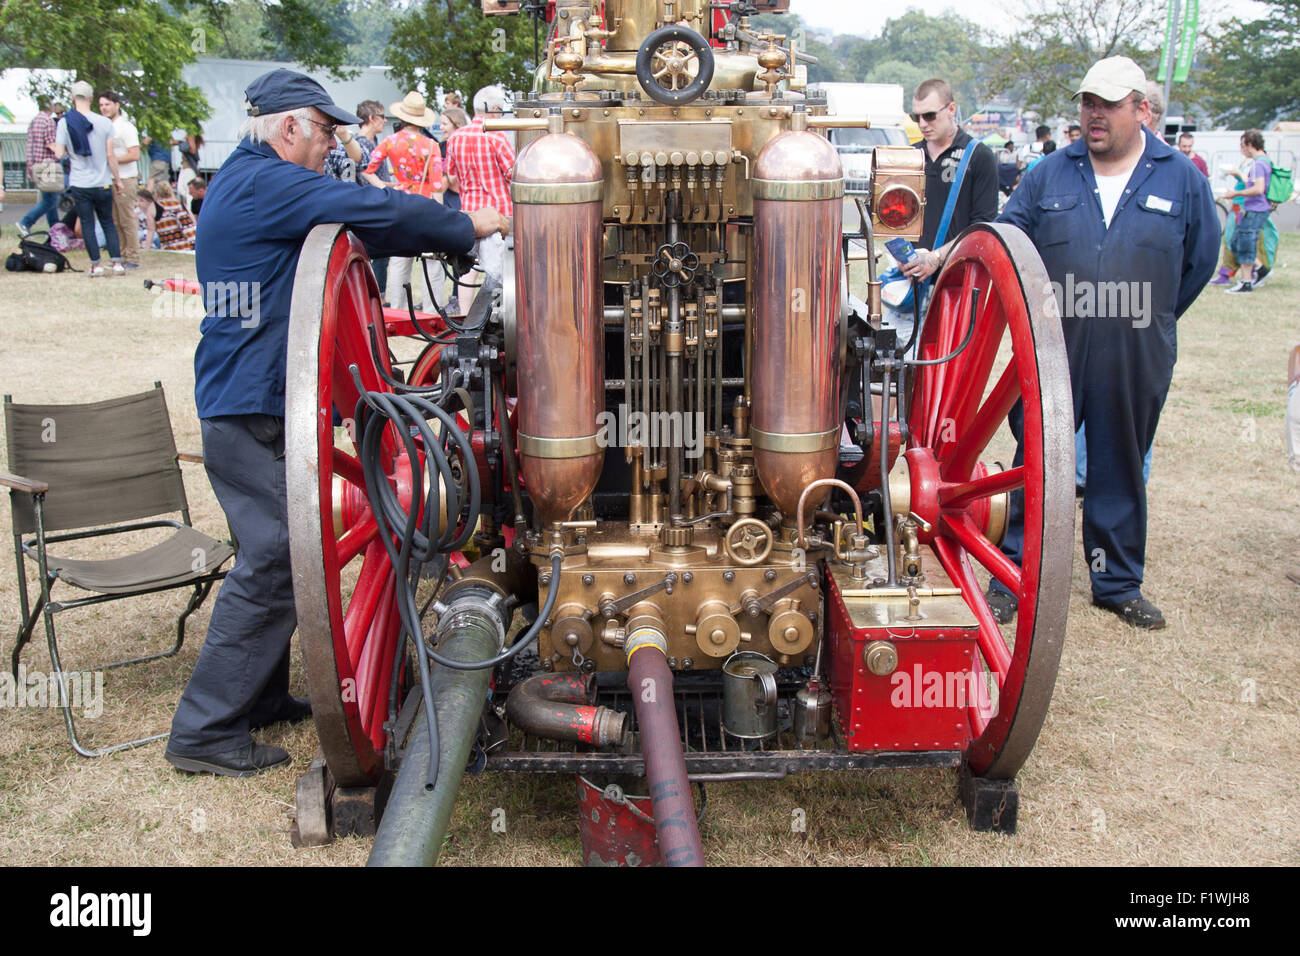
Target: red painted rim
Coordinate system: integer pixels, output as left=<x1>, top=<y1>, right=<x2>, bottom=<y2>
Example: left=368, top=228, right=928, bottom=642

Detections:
left=905, top=224, right=1074, bottom=779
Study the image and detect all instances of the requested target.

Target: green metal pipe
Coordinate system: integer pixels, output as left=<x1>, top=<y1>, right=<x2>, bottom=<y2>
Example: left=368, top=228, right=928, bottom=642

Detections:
left=367, top=609, right=498, bottom=867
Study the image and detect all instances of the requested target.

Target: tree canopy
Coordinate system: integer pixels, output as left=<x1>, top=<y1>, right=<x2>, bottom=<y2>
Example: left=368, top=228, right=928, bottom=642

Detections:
left=383, top=0, right=540, bottom=101
left=1202, top=0, right=1300, bottom=128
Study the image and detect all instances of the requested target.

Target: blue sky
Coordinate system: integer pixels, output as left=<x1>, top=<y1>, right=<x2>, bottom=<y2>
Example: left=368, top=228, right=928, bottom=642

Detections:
left=786, top=0, right=1270, bottom=40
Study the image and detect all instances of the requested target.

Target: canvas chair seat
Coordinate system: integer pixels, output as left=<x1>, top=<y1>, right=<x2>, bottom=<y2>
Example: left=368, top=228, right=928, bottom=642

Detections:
left=5, top=385, right=234, bottom=757
left=34, top=525, right=235, bottom=596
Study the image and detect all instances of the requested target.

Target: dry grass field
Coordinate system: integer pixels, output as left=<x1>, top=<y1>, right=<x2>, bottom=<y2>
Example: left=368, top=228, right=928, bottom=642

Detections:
left=0, top=233, right=1297, bottom=867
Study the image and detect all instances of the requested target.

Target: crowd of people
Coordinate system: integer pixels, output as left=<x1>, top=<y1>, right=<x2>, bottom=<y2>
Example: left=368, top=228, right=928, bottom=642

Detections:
left=17, top=87, right=207, bottom=270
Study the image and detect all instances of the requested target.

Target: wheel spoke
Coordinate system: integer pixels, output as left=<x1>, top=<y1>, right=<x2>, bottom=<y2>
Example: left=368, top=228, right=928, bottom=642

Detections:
left=940, top=465, right=1024, bottom=510
left=355, top=571, right=396, bottom=727
left=942, top=511, right=1022, bottom=595
left=932, top=535, right=1011, bottom=684
left=944, top=361, right=1020, bottom=479
left=934, top=294, right=1008, bottom=458
left=336, top=513, right=378, bottom=565
left=343, top=542, right=390, bottom=670
left=968, top=653, right=993, bottom=736
left=332, top=448, right=367, bottom=489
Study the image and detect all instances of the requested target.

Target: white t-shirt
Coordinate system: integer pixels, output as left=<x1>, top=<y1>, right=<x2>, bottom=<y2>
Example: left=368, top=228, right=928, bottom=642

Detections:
left=1092, top=154, right=1142, bottom=227
left=111, top=114, right=141, bottom=181
left=55, top=111, right=116, bottom=189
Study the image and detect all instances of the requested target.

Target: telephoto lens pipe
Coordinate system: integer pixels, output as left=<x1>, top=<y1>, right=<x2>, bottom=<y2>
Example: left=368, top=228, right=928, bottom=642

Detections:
left=626, top=624, right=706, bottom=867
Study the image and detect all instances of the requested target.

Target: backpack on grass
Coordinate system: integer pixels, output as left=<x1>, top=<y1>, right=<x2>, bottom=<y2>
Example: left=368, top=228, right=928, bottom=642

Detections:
left=4, top=231, right=78, bottom=273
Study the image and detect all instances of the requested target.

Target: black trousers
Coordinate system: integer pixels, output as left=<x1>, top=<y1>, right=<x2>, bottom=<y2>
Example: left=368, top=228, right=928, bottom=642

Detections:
left=168, top=415, right=296, bottom=754
left=67, top=184, right=120, bottom=264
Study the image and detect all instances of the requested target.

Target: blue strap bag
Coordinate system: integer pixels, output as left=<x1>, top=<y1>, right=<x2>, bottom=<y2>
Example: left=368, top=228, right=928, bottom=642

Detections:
left=879, top=139, right=976, bottom=310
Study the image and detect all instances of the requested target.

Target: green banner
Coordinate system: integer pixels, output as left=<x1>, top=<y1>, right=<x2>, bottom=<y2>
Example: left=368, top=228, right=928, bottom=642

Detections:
left=1158, top=0, right=1178, bottom=80
left=1173, top=0, right=1199, bottom=83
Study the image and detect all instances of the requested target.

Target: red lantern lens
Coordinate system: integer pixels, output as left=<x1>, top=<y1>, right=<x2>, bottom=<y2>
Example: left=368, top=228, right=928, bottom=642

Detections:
left=877, top=186, right=920, bottom=229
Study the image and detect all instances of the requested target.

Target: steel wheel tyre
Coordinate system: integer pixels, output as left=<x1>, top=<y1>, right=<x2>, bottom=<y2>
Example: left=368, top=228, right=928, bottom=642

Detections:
left=905, top=223, right=1073, bottom=779
left=287, top=224, right=402, bottom=786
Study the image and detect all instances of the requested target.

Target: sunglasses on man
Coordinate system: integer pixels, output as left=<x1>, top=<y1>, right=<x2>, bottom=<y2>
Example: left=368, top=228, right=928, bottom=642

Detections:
left=910, top=105, right=952, bottom=123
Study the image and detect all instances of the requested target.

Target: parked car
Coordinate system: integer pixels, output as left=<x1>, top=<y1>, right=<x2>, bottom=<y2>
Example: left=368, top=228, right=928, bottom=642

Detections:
left=829, top=125, right=911, bottom=194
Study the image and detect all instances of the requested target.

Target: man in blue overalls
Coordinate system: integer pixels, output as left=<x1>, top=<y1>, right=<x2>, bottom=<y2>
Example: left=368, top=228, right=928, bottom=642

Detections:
left=166, top=70, right=509, bottom=776
left=959, top=57, right=1217, bottom=629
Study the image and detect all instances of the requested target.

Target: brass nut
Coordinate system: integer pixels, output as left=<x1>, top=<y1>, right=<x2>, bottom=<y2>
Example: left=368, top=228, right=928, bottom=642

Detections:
left=864, top=641, right=898, bottom=676
left=769, top=598, right=813, bottom=655
left=693, top=600, right=740, bottom=658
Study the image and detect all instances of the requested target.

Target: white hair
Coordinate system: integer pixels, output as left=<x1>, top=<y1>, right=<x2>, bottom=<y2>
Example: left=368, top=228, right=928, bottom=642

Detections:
left=238, top=106, right=317, bottom=144
left=472, top=85, right=508, bottom=115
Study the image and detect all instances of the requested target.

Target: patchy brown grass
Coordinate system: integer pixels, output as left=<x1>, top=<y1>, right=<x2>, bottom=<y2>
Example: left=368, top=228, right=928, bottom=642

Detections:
left=0, top=234, right=1297, bottom=867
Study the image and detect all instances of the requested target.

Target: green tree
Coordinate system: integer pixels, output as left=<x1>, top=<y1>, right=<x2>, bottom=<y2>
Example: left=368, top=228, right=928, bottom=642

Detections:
left=865, top=59, right=930, bottom=102
left=184, top=0, right=360, bottom=76
left=986, top=0, right=1164, bottom=121
left=384, top=0, right=538, bottom=100
left=1202, top=0, right=1300, bottom=127
left=0, top=0, right=210, bottom=139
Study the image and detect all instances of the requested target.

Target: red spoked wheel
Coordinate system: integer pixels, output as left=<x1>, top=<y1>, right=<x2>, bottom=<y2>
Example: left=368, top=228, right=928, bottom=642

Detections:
left=286, top=224, right=408, bottom=787
left=905, top=223, right=1074, bottom=780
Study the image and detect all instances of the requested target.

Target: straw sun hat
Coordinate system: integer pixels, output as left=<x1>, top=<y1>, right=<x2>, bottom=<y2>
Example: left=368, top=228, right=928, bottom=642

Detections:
left=390, top=90, right=437, bottom=126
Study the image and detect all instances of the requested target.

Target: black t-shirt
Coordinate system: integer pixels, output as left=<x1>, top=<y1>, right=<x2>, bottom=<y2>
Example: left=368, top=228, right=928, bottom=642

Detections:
left=190, top=196, right=203, bottom=217
left=916, top=128, right=999, bottom=250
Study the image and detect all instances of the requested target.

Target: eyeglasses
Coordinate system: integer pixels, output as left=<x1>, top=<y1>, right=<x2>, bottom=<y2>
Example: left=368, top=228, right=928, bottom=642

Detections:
left=299, top=116, right=338, bottom=138
left=910, top=105, right=952, bottom=123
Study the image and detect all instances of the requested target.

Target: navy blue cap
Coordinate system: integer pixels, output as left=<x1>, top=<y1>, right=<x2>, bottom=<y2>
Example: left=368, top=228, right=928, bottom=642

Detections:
left=244, top=68, right=361, bottom=125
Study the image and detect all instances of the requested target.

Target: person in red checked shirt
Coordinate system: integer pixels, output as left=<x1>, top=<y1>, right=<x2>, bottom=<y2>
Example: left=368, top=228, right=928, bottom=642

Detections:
left=445, top=85, right=515, bottom=309
left=364, top=90, right=447, bottom=311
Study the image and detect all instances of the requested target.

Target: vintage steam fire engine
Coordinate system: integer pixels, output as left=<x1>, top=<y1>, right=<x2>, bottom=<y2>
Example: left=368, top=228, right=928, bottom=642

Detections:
left=283, top=0, right=1074, bottom=864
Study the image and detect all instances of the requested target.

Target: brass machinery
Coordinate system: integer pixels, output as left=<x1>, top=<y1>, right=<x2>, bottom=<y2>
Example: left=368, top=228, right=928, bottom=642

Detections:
left=486, top=0, right=929, bottom=677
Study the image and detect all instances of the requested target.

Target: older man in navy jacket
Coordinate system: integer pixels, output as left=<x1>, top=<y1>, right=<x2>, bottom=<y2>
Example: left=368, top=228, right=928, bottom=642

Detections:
left=166, top=70, right=509, bottom=776
left=974, top=57, right=1217, bottom=630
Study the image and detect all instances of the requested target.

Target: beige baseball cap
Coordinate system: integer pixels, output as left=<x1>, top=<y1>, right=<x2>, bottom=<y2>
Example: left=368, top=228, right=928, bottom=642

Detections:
left=1073, top=56, right=1146, bottom=102
left=71, top=80, right=94, bottom=100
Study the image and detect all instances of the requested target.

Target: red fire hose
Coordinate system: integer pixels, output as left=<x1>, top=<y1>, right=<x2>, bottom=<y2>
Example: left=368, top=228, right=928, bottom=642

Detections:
left=626, top=627, right=705, bottom=867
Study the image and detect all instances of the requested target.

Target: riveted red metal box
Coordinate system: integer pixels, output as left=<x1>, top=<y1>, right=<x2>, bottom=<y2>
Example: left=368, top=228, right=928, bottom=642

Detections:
left=824, top=565, right=989, bottom=753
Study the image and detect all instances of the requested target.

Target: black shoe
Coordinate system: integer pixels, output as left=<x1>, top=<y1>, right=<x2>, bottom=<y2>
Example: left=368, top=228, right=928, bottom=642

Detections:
left=1075, top=484, right=1085, bottom=498
left=1092, top=595, right=1166, bottom=630
left=249, top=695, right=312, bottom=730
left=165, top=742, right=290, bottom=777
left=1254, top=266, right=1270, bottom=287
left=985, top=585, right=1018, bottom=624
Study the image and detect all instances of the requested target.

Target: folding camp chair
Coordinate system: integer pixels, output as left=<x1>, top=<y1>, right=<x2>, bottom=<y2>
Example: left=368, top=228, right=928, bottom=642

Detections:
left=2, top=384, right=235, bottom=756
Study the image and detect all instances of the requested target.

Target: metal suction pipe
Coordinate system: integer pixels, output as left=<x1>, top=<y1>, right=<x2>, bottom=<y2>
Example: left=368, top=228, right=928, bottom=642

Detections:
left=506, top=673, right=627, bottom=747
left=367, top=601, right=503, bottom=867
left=625, top=617, right=705, bottom=867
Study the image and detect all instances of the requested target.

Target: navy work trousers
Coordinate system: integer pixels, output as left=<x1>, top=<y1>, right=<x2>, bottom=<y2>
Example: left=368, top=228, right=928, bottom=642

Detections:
left=168, top=415, right=296, bottom=754
left=997, top=368, right=1167, bottom=605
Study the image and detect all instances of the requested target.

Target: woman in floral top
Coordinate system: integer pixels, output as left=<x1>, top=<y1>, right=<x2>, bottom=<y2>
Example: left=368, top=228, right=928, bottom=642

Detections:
left=363, top=91, right=443, bottom=198
left=364, top=91, right=448, bottom=311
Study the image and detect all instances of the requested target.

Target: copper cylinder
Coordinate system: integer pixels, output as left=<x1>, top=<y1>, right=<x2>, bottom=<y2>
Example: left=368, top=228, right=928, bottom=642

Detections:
left=751, top=126, right=844, bottom=523
left=513, top=129, right=605, bottom=527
